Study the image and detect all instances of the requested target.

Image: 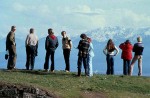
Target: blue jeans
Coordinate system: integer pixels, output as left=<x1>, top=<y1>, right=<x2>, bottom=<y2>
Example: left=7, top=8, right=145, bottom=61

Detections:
left=77, top=56, right=89, bottom=76
left=87, top=56, right=93, bottom=76
left=123, top=59, right=131, bottom=75
left=106, top=54, right=114, bottom=75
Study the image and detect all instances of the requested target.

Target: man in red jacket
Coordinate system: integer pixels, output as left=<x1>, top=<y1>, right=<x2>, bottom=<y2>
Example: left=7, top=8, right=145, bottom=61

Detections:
left=119, top=40, right=133, bottom=75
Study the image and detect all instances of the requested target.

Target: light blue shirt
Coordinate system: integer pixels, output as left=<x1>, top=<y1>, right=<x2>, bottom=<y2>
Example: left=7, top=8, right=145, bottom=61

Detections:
left=89, top=43, right=94, bottom=57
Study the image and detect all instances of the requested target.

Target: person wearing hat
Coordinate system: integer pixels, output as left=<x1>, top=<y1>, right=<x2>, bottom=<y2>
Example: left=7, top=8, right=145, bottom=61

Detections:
left=119, top=40, right=133, bottom=75
left=6, top=26, right=17, bottom=70
left=129, top=36, right=144, bottom=76
left=77, top=34, right=90, bottom=76
left=25, top=28, right=38, bottom=70
left=44, top=28, right=59, bottom=72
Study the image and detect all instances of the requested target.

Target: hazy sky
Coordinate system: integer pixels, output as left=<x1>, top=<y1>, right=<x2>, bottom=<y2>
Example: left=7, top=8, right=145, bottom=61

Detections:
left=0, top=0, right=150, bottom=39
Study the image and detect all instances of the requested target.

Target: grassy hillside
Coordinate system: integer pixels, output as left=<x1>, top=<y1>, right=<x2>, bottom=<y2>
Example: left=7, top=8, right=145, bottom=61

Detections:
left=0, top=69, right=150, bottom=98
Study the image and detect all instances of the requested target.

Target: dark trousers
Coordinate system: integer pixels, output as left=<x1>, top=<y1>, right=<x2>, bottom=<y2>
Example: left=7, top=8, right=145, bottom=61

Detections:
left=44, top=50, right=55, bottom=71
left=77, top=56, right=89, bottom=76
left=7, top=45, right=16, bottom=69
left=63, top=49, right=70, bottom=71
left=123, top=59, right=131, bottom=75
left=25, top=46, right=36, bottom=70
left=106, top=54, right=114, bottom=75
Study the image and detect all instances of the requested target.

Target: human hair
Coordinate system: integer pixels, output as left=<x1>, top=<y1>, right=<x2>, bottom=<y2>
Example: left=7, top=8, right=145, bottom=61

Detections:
left=137, top=36, right=142, bottom=42
left=48, top=28, right=53, bottom=35
left=11, top=26, right=16, bottom=31
left=80, top=34, right=87, bottom=39
left=106, top=39, right=115, bottom=52
left=87, top=37, right=92, bottom=43
left=30, top=28, right=34, bottom=34
left=61, top=31, right=66, bottom=35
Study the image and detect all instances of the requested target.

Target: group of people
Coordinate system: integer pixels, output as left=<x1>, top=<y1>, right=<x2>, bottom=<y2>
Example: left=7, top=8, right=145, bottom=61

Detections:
left=5, top=26, right=144, bottom=77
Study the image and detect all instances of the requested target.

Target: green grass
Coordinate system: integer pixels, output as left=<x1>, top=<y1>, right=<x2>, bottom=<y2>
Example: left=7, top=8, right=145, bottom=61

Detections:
left=0, top=69, right=150, bottom=98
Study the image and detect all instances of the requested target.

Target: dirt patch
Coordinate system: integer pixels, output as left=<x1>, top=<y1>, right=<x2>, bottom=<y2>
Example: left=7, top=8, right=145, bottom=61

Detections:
left=0, top=82, right=59, bottom=98
left=81, top=91, right=107, bottom=98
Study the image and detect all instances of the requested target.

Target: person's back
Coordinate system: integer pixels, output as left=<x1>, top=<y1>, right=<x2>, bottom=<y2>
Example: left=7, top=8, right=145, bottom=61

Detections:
left=26, top=33, right=38, bottom=46
left=78, top=39, right=89, bottom=58
left=133, top=42, right=144, bottom=55
left=45, top=34, right=58, bottom=51
left=119, top=41, right=133, bottom=60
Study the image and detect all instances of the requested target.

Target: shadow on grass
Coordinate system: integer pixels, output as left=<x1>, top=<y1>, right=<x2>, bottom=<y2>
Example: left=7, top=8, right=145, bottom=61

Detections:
left=0, top=68, right=79, bottom=77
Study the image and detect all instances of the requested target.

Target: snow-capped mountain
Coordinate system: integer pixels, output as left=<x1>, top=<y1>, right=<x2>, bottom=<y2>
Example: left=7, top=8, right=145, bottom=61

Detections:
left=84, top=26, right=150, bottom=42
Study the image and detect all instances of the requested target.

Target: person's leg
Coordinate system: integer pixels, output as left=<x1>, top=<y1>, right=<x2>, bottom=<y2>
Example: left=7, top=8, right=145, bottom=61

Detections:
left=66, top=49, right=70, bottom=71
left=50, top=51, right=55, bottom=71
left=89, top=56, right=93, bottom=76
left=106, top=54, right=111, bottom=75
left=123, top=59, right=128, bottom=75
left=138, top=56, right=142, bottom=76
left=129, top=55, right=138, bottom=76
left=63, top=49, right=70, bottom=71
left=83, top=57, right=88, bottom=76
left=127, top=60, right=131, bottom=75
left=44, top=51, right=50, bottom=70
left=7, top=45, right=16, bottom=69
left=30, top=46, right=36, bottom=70
left=123, top=59, right=126, bottom=75
left=110, top=56, right=114, bottom=75
left=25, top=46, right=30, bottom=70
left=77, top=57, right=82, bottom=76
left=11, top=45, right=17, bottom=69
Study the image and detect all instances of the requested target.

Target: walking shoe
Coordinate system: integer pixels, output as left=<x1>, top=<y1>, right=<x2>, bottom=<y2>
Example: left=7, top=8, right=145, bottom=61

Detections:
left=65, top=70, right=70, bottom=73
left=44, top=69, right=48, bottom=72
left=50, top=70, right=54, bottom=73
left=138, top=73, right=142, bottom=76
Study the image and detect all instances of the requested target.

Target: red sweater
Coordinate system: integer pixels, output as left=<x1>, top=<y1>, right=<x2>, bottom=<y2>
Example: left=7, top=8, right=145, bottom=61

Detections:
left=119, top=42, right=133, bottom=60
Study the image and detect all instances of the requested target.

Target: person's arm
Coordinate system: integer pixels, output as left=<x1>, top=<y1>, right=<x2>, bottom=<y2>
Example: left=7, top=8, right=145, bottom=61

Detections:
left=119, top=43, right=124, bottom=49
left=25, top=35, right=29, bottom=47
left=103, top=46, right=107, bottom=55
left=114, top=46, right=119, bottom=56
left=9, top=32, right=15, bottom=45
left=55, top=37, right=59, bottom=49
left=45, top=36, right=48, bottom=50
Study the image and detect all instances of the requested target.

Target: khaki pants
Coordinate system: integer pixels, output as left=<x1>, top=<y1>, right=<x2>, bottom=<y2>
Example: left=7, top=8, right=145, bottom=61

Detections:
left=129, top=55, right=142, bottom=76
left=7, top=45, right=17, bottom=69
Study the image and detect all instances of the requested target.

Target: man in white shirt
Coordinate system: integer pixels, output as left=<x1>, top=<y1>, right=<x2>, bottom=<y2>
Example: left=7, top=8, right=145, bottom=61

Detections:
left=25, top=28, right=38, bottom=70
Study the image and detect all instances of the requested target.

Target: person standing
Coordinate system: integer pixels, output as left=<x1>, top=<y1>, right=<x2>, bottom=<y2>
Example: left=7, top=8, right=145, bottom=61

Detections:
left=87, top=37, right=94, bottom=77
left=129, top=37, right=144, bottom=76
left=25, top=28, right=38, bottom=70
left=103, top=39, right=119, bottom=75
left=44, top=28, right=59, bottom=72
left=119, top=40, right=133, bottom=75
left=6, top=26, right=17, bottom=70
left=77, top=34, right=89, bottom=77
left=61, top=31, right=72, bottom=72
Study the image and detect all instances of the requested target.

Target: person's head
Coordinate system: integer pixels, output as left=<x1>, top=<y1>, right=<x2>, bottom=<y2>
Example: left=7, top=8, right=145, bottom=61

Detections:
left=125, top=39, right=130, bottom=44
left=48, top=28, right=54, bottom=35
left=61, top=31, right=66, bottom=37
left=87, top=37, right=92, bottom=43
left=137, top=36, right=142, bottom=42
left=11, top=26, right=16, bottom=32
left=30, top=28, right=34, bottom=34
left=80, top=33, right=87, bottom=39
left=106, top=39, right=115, bottom=50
